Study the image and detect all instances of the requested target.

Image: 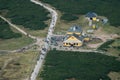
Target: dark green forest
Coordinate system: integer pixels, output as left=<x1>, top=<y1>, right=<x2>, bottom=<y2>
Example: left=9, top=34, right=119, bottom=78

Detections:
left=42, top=0, right=120, bottom=27
left=39, top=50, right=120, bottom=80
left=0, top=18, right=21, bottom=39
left=0, top=0, right=50, bottom=30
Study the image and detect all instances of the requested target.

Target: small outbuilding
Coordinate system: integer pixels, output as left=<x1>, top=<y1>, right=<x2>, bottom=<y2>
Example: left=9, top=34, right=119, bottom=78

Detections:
left=85, top=12, right=97, bottom=21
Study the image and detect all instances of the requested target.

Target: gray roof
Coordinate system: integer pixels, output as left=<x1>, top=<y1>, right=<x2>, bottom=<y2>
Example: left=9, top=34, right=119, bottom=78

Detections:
left=68, top=25, right=82, bottom=33
left=85, top=12, right=97, bottom=18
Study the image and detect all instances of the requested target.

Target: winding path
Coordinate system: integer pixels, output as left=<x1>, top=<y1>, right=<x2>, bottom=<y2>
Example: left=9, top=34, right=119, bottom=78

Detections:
left=0, top=1, right=58, bottom=79
left=0, top=15, right=44, bottom=53
left=0, top=15, right=36, bottom=39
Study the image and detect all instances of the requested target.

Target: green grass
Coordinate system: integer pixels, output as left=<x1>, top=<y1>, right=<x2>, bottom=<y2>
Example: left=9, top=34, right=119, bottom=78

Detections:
left=54, top=11, right=120, bottom=35
left=89, top=38, right=103, bottom=44
left=0, top=35, right=34, bottom=50
left=42, top=0, right=120, bottom=27
left=0, top=50, right=39, bottom=80
left=97, top=38, right=120, bottom=56
left=0, top=18, right=21, bottom=39
left=0, top=0, right=50, bottom=30
left=111, top=38, right=120, bottom=47
left=54, top=14, right=89, bottom=34
left=38, top=50, right=120, bottom=80
left=106, top=38, right=120, bottom=56
left=110, top=38, right=120, bottom=51
left=0, top=17, right=34, bottom=50
left=97, top=39, right=115, bottom=50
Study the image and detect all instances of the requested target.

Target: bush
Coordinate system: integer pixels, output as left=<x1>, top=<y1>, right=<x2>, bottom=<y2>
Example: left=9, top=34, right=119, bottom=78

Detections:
left=14, top=62, right=21, bottom=66
left=42, top=0, right=120, bottom=27
left=0, top=18, right=22, bottom=39
left=39, top=50, right=120, bottom=80
left=61, top=13, right=79, bottom=21
left=0, top=0, right=50, bottom=30
left=97, top=40, right=115, bottom=50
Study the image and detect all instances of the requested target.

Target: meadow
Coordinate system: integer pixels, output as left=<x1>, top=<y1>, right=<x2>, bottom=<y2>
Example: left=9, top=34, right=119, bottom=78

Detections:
left=0, top=50, right=40, bottom=80
left=0, top=35, right=34, bottom=50
left=97, top=39, right=115, bottom=50
left=0, top=18, right=34, bottom=50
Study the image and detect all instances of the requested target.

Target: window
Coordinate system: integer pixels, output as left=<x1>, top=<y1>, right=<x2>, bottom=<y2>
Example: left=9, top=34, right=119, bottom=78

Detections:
left=74, top=43, right=76, bottom=45
left=76, top=43, right=78, bottom=45
left=66, top=43, right=68, bottom=45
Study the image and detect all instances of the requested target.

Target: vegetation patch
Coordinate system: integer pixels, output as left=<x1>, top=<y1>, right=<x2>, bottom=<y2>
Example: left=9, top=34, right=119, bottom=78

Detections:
left=0, top=35, right=34, bottom=50
left=105, top=38, right=120, bottom=56
left=97, top=39, right=115, bottom=50
left=42, top=0, right=120, bottom=27
left=0, top=18, right=34, bottom=50
left=0, top=0, right=50, bottom=30
left=0, top=51, right=39, bottom=80
left=0, top=18, right=21, bottom=39
left=39, top=50, right=120, bottom=80
left=89, top=38, right=103, bottom=44
left=61, top=13, right=79, bottom=21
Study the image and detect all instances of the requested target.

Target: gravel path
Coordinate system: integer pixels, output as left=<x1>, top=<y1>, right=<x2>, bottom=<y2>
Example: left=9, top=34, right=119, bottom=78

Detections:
left=30, top=0, right=58, bottom=80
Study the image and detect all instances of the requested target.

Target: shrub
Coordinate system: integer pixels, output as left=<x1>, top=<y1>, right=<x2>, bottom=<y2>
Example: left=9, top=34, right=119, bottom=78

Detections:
left=42, top=0, right=120, bottom=27
left=97, top=40, right=115, bottom=50
left=61, top=13, right=79, bottom=21
left=0, top=0, right=50, bottom=30
left=0, top=18, right=22, bottom=39
left=39, top=50, right=120, bottom=80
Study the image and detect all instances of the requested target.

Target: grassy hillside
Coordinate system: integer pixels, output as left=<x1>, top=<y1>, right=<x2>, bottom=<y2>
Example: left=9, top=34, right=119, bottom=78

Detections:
left=97, top=39, right=115, bottom=50
left=0, top=35, right=34, bottom=50
left=0, top=18, right=21, bottom=39
left=0, top=0, right=50, bottom=30
left=98, top=38, right=120, bottom=56
left=0, top=51, right=39, bottom=80
left=38, top=50, right=120, bottom=80
left=42, top=0, right=120, bottom=27
left=0, top=18, right=34, bottom=50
